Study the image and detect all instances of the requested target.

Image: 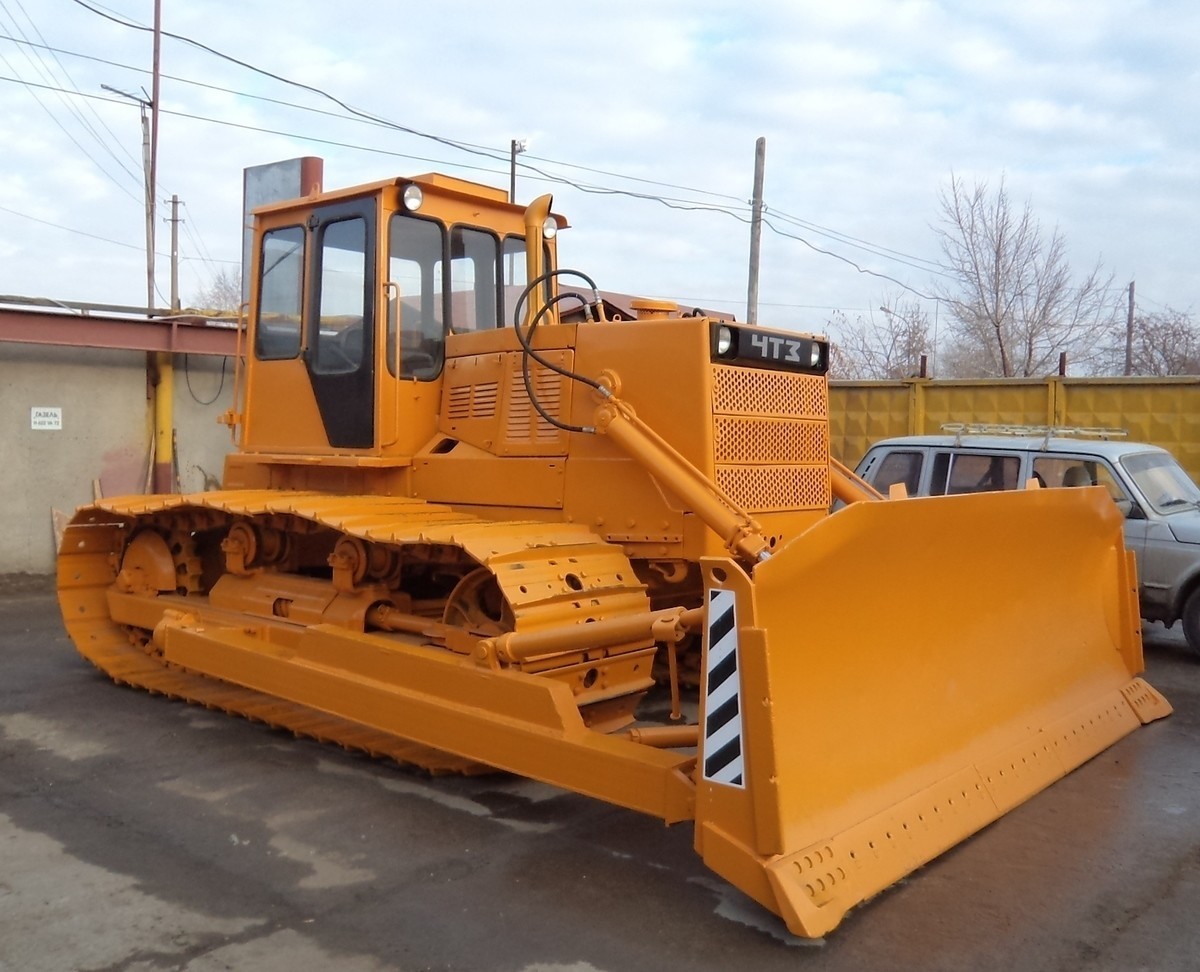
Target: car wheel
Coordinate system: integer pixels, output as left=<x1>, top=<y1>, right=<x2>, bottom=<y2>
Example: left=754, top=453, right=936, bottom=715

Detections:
left=1181, top=589, right=1200, bottom=655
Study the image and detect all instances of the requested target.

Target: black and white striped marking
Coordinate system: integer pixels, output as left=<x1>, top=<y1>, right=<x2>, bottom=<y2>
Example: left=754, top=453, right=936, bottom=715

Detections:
left=702, top=588, right=745, bottom=788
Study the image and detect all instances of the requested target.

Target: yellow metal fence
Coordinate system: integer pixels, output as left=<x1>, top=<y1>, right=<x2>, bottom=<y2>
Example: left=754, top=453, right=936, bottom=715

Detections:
left=830, top=376, right=1200, bottom=481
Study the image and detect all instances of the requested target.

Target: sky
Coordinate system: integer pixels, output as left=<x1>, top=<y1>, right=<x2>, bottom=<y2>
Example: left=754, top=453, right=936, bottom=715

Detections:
left=0, top=0, right=1196, bottom=341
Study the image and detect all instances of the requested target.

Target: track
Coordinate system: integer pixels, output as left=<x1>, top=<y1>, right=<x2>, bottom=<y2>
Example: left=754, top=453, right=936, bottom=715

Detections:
left=56, top=490, right=655, bottom=774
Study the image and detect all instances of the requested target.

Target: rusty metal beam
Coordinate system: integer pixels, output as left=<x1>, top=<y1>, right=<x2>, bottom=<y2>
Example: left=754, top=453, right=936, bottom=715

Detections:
left=0, top=306, right=238, bottom=356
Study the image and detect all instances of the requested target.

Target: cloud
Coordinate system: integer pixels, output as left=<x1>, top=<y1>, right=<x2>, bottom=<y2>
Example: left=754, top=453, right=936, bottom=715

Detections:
left=0, top=0, right=1196, bottom=322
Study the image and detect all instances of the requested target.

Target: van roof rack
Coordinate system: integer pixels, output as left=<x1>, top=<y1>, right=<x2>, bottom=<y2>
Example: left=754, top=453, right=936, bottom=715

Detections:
left=939, top=423, right=1129, bottom=448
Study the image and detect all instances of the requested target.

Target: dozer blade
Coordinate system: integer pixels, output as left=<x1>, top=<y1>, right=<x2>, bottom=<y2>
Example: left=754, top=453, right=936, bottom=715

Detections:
left=693, top=485, right=1171, bottom=938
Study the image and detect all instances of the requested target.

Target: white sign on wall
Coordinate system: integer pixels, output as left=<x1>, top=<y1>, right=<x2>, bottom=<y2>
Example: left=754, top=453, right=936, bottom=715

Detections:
left=31, top=407, right=62, bottom=431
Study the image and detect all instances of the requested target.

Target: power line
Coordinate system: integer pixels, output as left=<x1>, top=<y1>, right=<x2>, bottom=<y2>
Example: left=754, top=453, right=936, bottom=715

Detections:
left=3, top=70, right=942, bottom=302
left=0, top=29, right=754, bottom=213
left=0, top=201, right=150, bottom=251
left=0, top=3, right=142, bottom=177
left=0, top=53, right=141, bottom=204
left=62, top=0, right=948, bottom=286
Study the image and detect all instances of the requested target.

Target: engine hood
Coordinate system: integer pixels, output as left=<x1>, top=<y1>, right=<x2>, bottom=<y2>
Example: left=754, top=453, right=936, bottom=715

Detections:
left=1167, top=510, right=1200, bottom=544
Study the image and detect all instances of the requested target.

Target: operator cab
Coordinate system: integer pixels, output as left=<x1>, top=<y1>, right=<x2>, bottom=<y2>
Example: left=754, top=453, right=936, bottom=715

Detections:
left=243, top=175, right=557, bottom=455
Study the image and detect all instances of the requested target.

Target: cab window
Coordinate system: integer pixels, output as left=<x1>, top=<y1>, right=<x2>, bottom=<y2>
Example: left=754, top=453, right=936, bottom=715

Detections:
left=311, top=217, right=368, bottom=375
left=502, top=235, right=528, bottom=327
left=449, top=226, right=500, bottom=332
left=255, top=225, right=304, bottom=360
left=387, top=214, right=445, bottom=380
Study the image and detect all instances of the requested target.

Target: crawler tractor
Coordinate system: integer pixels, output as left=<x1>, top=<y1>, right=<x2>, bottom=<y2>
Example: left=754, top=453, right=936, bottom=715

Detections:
left=58, top=172, right=1170, bottom=936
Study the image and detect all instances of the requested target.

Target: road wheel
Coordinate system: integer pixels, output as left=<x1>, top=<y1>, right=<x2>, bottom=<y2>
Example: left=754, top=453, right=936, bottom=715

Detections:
left=1181, top=589, right=1200, bottom=655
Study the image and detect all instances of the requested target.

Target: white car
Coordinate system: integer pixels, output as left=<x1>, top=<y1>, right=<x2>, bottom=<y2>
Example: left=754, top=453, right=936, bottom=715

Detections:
left=853, top=428, right=1200, bottom=652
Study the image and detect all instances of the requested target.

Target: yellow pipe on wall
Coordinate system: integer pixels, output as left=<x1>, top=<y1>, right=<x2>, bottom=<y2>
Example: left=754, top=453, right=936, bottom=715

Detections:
left=153, top=350, right=174, bottom=493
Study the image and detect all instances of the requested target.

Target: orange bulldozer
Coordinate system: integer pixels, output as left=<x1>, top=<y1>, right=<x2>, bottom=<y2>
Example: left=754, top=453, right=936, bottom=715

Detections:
left=58, top=171, right=1170, bottom=937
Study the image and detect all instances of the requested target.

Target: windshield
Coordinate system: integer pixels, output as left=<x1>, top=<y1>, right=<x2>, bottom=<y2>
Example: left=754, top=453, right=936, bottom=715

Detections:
left=1120, top=451, right=1200, bottom=514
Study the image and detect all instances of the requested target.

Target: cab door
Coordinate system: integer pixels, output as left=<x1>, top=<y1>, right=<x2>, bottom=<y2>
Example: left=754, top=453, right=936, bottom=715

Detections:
left=305, top=201, right=378, bottom=450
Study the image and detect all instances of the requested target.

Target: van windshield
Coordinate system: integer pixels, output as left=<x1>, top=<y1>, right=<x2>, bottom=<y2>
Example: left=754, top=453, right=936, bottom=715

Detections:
left=1121, top=452, right=1200, bottom=514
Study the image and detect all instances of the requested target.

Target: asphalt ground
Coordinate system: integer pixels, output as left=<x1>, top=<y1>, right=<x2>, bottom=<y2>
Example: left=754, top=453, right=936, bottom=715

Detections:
left=2, top=575, right=1198, bottom=972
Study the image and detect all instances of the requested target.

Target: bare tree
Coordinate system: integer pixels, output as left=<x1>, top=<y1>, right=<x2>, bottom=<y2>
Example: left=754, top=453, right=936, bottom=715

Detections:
left=934, top=173, right=1116, bottom=377
left=828, top=298, right=931, bottom=379
left=189, top=268, right=243, bottom=314
left=1112, top=308, right=1200, bottom=376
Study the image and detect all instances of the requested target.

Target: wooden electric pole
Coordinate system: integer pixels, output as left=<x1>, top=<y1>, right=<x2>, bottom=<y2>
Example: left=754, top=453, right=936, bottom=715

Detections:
left=147, top=0, right=161, bottom=314
left=168, top=194, right=180, bottom=311
left=746, top=137, right=766, bottom=325
left=1124, top=280, right=1135, bottom=376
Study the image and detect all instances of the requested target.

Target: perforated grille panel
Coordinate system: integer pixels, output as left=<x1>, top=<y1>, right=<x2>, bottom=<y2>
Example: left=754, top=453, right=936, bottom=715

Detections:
left=711, top=365, right=830, bottom=512
left=716, top=465, right=830, bottom=510
left=714, top=416, right=827, bottom=465
left=712, top=366, right=828, bottom=419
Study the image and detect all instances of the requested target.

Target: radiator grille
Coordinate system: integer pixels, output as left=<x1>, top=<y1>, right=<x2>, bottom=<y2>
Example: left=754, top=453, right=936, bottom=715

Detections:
left=716, top=465, right=830, bottom=511
left=714, top=415, right=828, bottom=465
left=711, top=365, right=830, bottom=511
left=712, top=365, right=828, bottom=419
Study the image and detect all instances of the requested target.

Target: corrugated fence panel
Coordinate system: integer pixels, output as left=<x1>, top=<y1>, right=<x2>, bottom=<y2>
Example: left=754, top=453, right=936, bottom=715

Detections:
left=829, top=382, right=909, bottom=472
left=831, top=377, right=1200, bottom=483
left=1059, top=378, right=1200, bottom=481
left=920, top=380, right=1052, bottom=433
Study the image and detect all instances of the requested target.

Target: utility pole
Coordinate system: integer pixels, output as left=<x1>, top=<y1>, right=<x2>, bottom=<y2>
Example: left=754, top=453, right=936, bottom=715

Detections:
left=1124, top=280, right=1135, bottom=376
left=168, top=195, right=180, bottom=311
left=139, top=101, right=153, bottom=313
left=99, top=83, right=153, bottom=308
left=746, top=137, right=766, bottom=325
left=148, top=0, right=161, bottom=313
left=148, top=0, right=174, bottom=494
left=509, top=138, right=527, bottom=203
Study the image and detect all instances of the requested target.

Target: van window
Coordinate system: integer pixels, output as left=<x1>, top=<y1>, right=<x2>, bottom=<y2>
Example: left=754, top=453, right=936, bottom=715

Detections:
left=873, top=450, right=923, bottom=496
left=1120, top=452, right=1200, bottom=512
left=1031, top=457, right=1127, bottom=502
left=931, top=452, right=1020, bottom=495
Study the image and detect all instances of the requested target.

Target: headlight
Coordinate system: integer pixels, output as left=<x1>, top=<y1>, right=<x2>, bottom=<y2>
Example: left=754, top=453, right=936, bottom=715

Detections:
left=810, top=342, right=823, bottom=366
left=402, top=185, right=424, bottom=211
left=716, top=325, right=734, bottom=356
left=541, top=216, right=558, bottom=240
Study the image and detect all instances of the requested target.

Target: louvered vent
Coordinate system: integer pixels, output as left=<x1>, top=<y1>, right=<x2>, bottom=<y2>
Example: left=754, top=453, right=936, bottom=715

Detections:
left=447, top=380, right=499, bottom=421
left=508, top=367, right=563, bottom=443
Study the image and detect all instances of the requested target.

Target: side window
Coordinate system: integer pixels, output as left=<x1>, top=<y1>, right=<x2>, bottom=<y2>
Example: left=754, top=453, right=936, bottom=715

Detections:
left=387, top=214, right=445, bottom=380
left=932, top=452, right=1020, bottom=495
left=449, top=226, right=499, bottom=332
left=255, top=225, right=304, bottom=360
left=501, top=235, right=528, bottom=328
left=871, top=450, right=923, bottom=496
left=500, top=236, right=554, bottom=327
left=312, top=217, right=368, bottom=375
left=1033, top=457, right=1130, bottom=501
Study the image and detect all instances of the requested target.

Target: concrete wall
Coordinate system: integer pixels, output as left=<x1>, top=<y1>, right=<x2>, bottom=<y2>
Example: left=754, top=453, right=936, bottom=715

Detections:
left=1, top=343, right=234, bottom=573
